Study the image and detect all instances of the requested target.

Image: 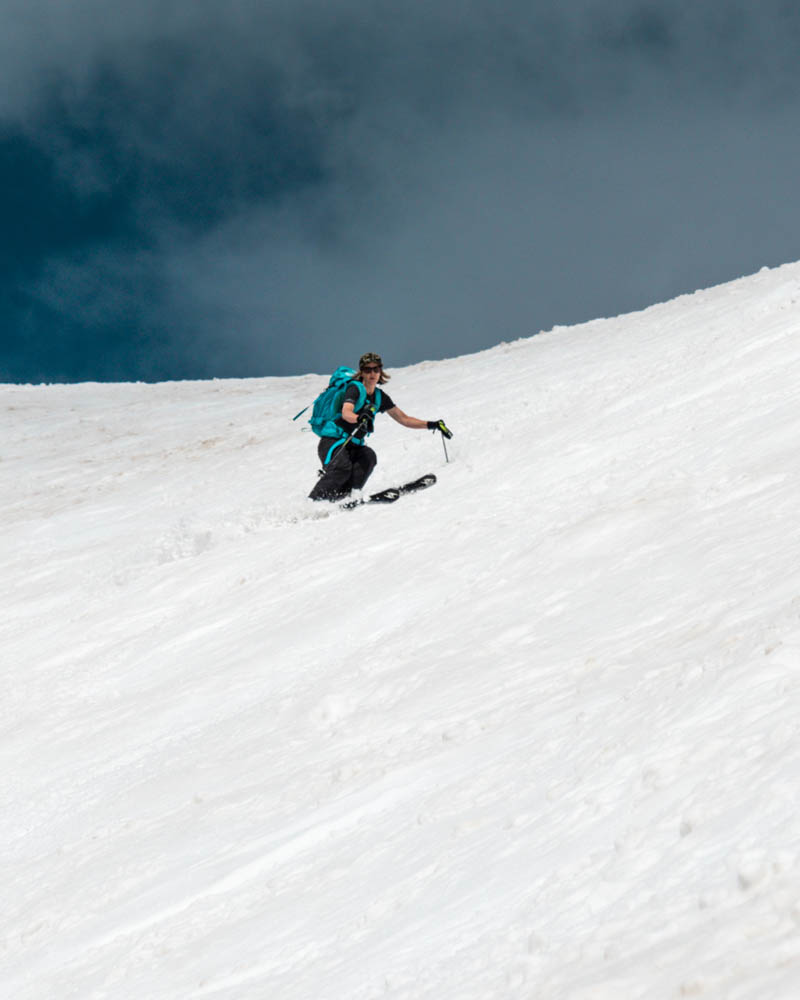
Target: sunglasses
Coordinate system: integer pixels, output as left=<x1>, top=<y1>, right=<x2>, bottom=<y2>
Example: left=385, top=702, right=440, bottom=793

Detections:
left=361, top=365, right=381, bottom=373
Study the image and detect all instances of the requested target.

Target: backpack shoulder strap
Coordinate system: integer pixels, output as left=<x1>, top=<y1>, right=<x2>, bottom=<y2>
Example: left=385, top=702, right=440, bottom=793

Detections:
left=348, top=380, right=367, bottom=413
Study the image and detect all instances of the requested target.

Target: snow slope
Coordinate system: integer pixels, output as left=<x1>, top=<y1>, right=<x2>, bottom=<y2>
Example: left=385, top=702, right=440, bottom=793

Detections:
left=3, top=262, right=800, bottom=999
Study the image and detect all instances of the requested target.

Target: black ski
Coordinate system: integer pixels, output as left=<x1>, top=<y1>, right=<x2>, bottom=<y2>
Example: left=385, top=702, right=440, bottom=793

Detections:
left=397, top=473, right=437, bottom=495
left=341, top=473, right=437, bottom=510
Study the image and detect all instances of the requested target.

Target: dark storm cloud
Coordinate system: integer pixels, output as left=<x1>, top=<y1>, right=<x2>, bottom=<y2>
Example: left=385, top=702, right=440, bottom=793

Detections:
left=2, top=1, right=800, bottom=381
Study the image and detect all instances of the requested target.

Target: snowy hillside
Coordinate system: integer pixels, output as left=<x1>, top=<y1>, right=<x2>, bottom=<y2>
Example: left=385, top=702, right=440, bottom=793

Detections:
left=3, top=262, right=800, bottom=999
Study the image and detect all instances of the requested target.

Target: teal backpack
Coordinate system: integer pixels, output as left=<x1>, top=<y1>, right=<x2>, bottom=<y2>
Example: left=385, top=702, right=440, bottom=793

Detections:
left=294, top=366, right=382, bottom=440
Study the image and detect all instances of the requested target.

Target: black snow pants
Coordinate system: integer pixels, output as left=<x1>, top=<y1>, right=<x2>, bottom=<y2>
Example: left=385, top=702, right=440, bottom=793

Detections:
left=308, top=437, right=377, bottom=501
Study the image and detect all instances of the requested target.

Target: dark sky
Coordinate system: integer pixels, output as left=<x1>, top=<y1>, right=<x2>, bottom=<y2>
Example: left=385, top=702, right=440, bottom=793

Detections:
left=2, top=0, right=800, bottom=383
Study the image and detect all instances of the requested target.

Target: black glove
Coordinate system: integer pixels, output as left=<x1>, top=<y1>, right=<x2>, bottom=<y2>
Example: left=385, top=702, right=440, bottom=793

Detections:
left=427, top=419, right=453, bottom=439
left=357, top=410, right=374, bottom=435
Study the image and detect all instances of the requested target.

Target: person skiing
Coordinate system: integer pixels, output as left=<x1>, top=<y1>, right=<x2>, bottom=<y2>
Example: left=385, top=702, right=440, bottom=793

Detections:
left=308, top=352, right=452, bottom=501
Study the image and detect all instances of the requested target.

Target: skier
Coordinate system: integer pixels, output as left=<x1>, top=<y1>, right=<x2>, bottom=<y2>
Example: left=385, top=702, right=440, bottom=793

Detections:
left=309, top=352, right=451, bottom=501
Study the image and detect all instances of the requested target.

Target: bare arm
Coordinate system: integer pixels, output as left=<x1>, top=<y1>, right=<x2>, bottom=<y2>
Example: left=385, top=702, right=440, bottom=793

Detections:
left=341, top=401, right=359, bottom=425
left=387, top=406, right=429, bottom=430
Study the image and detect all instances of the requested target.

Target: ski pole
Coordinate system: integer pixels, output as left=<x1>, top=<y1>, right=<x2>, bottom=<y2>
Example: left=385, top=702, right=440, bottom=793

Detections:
left=324, top=417, right=370, bottom=474
left=325, top=429, right=357, bottom=473
left=429, top=420, right=452, bottom=463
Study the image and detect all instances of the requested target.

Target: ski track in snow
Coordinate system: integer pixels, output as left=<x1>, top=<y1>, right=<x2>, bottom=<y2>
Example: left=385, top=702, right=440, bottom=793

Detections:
left=3, top=264, right=800, bottom=998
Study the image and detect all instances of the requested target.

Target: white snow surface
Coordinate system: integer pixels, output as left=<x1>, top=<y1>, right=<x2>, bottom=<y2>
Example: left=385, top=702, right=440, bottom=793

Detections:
left=3, top=263, right=800, bottom=1000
